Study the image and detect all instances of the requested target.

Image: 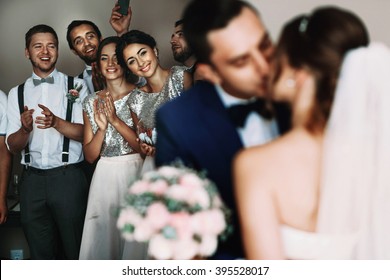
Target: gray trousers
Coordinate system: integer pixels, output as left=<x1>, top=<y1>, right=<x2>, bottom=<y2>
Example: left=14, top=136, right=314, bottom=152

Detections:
left=20, top=164, right=88, bottom=259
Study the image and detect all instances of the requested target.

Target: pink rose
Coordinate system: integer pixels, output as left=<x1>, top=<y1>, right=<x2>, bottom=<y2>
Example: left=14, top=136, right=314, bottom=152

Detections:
left=165, top=184, right=191, bottom=201
left=146, top=202, right=170, bottom=230
left=198, top=235, right=218, bottom=257
left=172, top=238, right=199, bottom=260
left=117, top=207, right=142, bottom=229
left=148, top=234, right=174, bottom=260
left=188, top=186, right=210, bottom=209
left=158, top=166, right=181, bottom=178
left=117, top=207, right=142, bottom=241
left=68, top=89, right=79, bottom=97
left=129, top=180, right=150, bottom=194
left=169, top=212, right=192, bottom=240
left=179, top=173, right=204, bottom=189
left=134, top=220, right=155, bottom=242
left=191, top=209, right=226, bottom=235
left=191, top=212, right=206, bottom=235
left=207, top=209, right=226, bottom=234
left=149, top=179, right=169, bottom=195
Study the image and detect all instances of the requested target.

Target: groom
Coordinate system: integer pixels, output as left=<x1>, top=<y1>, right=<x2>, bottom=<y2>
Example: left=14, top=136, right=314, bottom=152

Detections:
left=155, top=0, right=286, bottom=259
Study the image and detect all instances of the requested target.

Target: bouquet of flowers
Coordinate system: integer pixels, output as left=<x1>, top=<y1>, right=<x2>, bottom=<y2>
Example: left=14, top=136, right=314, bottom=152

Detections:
left=117, top=165, right=232, bottom=260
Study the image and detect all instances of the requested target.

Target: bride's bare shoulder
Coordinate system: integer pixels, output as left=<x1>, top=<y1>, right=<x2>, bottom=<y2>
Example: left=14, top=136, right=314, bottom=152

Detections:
left=234, top=130, right=310, bottom=180
left=236, top=131, right=295, bottom=162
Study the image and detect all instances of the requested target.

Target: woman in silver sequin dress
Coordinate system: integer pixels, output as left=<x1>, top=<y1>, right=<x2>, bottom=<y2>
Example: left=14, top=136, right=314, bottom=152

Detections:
left=79, top=37, right=146, bottom=260
left=116, top=30, right=193, bottom=172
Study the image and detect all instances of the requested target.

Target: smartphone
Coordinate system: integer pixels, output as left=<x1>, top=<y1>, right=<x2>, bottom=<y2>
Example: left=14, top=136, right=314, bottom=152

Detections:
left=118, top=0, right=130, bottom=15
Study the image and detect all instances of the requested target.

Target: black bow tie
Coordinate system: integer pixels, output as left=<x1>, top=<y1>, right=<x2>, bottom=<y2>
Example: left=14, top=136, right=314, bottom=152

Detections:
left=227, top=99, right=271, bottom=127
left=86, top=69, right=92, bottom=75
left=33, top=76, right=54, bottom=86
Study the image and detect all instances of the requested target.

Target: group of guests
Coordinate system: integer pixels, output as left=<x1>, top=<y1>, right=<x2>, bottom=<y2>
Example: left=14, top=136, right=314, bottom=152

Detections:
left=1, top=2, right=193, bottom=260
left=1, top=0, right=390, bottom=261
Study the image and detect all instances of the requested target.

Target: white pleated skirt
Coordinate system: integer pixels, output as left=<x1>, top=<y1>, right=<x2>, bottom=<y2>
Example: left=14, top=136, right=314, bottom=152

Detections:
left=79, top=153, right=146, bottom=260
left=140, top=155, right=155, bottom=174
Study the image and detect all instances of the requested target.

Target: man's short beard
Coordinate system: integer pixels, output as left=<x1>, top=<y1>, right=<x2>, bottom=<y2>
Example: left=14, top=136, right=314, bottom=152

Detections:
left=81, top=55, right=96, bottom=65
left=173, top=47, right=193, bottom=64
left=30, top=58, right=57, bottom=73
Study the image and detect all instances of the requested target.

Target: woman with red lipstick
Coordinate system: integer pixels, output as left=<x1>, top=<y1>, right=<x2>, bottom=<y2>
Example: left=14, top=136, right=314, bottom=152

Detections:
left=116, top=30, right=192, bottom=172
left=79, top=36, right=146, bottom=259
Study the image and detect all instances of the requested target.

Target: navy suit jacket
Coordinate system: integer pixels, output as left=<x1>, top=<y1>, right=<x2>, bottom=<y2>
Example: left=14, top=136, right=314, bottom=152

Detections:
left=155, top=81, right=245, bottom=259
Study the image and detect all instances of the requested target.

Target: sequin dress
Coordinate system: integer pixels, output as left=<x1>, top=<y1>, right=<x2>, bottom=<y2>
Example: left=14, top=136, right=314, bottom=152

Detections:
left=127, top=65, right=186, bottom=173
left=128, top=65, right=186, bottom=129
left=79, top=92, right=145, bottom=260
left=84, top=92, right=138, bottom=155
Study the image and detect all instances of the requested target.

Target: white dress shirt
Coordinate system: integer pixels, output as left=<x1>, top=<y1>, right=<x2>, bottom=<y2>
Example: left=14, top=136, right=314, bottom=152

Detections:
left=215, top=84, right=279, bottom=147
left=6, top=69, right=89, bottom=169
left=0, top=90, right=7, bottom=136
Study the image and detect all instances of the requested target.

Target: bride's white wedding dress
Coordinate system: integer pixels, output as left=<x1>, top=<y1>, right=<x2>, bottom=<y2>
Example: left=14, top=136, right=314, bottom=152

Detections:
left=281, top=225, right=358, bottom=260
left=316, top=42, right=390, bottom=259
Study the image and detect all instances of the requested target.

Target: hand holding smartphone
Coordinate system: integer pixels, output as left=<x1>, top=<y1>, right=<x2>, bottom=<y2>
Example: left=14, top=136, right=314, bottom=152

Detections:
left=118, top=0, right=130, bottom=15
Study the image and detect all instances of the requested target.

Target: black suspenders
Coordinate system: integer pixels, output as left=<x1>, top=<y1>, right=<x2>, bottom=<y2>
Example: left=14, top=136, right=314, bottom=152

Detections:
left=17, top=83, right=30, bottom=164
left=17, top=76, right=75, bottom=165
left=62, top=75, right=74, bottom=163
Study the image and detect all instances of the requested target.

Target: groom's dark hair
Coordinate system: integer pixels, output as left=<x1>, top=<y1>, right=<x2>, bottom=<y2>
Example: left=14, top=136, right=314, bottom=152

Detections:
left=182, top=0, right=257, bottom=64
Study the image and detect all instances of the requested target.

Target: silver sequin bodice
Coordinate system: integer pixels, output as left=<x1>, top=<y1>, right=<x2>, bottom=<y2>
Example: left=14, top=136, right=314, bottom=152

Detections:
left=127, top=65, right=186, bottom=129
left=83, top=92, right=136, bottom=157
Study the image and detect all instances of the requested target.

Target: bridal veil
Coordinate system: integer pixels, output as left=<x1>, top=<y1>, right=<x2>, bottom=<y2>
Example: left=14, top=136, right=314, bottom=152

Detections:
left=317, top=42, right=390, bottom=259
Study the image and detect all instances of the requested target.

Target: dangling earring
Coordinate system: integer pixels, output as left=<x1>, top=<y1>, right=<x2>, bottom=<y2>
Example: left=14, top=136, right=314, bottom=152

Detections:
left=286, top=78, right=296, bottom=88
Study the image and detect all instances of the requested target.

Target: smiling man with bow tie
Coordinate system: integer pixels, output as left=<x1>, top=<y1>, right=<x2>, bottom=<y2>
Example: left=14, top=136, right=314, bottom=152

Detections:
left=6, top=24, right=89, bottom=259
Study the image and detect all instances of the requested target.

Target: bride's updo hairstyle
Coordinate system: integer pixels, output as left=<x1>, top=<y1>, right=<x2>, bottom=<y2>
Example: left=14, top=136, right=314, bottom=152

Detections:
left=273, top=6, right=369, bottom=133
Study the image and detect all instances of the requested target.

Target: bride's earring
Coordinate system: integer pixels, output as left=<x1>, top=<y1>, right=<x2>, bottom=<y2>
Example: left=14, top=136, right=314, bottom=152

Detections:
left=286, top=78, right=296, bottom=88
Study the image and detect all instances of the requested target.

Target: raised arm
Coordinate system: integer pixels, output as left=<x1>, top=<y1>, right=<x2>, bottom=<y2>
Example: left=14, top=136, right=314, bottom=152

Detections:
left=35, top=104, right=84, bottom=142
left=109, top=2, right=132, bottom=37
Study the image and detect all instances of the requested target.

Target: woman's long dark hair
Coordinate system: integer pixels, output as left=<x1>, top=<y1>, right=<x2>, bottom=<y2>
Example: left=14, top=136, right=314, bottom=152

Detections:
left=273, top=6, right=369, bottom=133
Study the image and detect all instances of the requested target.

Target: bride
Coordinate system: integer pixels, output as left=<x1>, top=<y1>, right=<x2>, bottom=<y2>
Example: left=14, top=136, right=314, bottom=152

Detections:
left=233, top=6, right=390, bottom=259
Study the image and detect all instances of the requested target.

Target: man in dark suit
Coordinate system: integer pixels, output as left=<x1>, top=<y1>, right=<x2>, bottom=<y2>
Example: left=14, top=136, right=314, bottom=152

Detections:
left=155, top=0, right=284, bottom=259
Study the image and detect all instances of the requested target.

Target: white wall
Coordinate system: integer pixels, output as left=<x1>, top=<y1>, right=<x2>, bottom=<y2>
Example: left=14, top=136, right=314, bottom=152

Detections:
left=250, top=0, right=390, bottom=44
left=0, top=0, right=389, bottom=93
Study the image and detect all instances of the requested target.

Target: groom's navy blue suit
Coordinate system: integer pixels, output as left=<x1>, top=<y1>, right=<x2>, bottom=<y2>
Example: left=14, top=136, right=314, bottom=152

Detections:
left=155, top=81, right=251, bottom=259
